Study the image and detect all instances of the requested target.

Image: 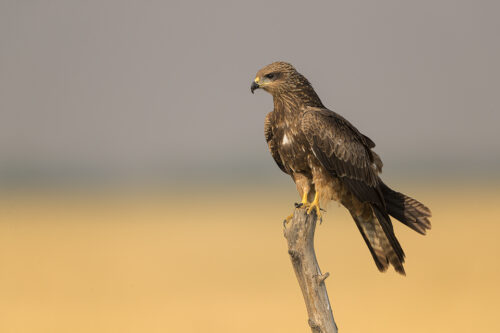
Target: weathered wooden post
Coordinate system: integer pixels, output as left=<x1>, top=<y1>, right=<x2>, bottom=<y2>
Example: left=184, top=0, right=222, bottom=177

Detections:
left=283, top=207, right=338, bottom=333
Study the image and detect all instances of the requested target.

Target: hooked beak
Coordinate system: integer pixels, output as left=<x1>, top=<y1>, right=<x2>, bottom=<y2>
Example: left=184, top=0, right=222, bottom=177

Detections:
left=250, top=81, right=259, bottom=94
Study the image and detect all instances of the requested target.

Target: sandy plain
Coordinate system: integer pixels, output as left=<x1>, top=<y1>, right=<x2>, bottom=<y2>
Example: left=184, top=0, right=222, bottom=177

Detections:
left=0, top=182, right=498, bottom=332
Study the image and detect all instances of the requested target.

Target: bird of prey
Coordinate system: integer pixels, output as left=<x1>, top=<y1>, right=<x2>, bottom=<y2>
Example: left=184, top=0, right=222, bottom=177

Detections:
left=251, top=61, right=431, bottom=274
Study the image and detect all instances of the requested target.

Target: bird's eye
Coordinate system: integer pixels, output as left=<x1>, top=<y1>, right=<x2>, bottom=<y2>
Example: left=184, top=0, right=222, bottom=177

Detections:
left=265, top=73, right=275, bottom=80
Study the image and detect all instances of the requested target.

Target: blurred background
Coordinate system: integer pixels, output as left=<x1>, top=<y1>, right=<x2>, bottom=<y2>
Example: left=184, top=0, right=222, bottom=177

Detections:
left=1, top=0, right=499, bottom=332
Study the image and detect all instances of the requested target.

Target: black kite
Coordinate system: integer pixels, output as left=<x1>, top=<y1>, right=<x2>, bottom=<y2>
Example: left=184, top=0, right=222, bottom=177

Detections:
left=251, top=62, right=431, bottom=274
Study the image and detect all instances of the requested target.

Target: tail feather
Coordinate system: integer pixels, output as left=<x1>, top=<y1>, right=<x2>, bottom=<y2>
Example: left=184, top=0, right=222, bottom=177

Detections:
left=351, top=204, right=406, bottom=275
left=380, top=182, right=432, bottom=235
left=351, top=213, right=388, bottom=272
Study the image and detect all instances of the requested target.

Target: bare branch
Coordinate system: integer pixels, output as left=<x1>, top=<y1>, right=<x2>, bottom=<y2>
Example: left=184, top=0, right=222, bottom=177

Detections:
left=283, top=207, right=338, bottom=333
left=316, top=272, right=330, bottom=284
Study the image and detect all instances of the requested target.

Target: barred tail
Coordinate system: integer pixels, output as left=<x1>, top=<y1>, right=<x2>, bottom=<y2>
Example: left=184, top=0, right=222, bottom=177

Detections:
left=350, top=205, right=406, bottom=275
left=380, top=182, right=432, bottom=235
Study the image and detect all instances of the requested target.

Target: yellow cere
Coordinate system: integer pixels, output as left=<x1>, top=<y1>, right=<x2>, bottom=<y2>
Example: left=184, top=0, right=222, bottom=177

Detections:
left=254, top=77, right=260, bottom=83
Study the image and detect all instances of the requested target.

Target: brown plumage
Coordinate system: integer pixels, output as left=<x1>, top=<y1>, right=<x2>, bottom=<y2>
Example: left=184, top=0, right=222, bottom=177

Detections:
left=251, top=61, right=431, bottom=274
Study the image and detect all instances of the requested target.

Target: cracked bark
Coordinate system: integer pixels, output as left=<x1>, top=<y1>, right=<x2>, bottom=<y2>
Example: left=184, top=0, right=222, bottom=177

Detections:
left=283, top=207, right=338, bottom=333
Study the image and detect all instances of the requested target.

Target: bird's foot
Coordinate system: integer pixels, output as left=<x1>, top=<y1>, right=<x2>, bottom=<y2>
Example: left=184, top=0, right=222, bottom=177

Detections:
left=286, top=194, right=311, bottom=225
left=283, top=213, right=294, bottom=227
left=295, top=192, right=310, bottom=209
left=306, top=199, right=322, bottom=222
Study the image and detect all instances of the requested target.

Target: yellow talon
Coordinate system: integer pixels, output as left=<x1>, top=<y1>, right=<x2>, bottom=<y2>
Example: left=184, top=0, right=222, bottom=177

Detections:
left=283, top=213, right=294, bottom=226
left=286, top=191, right=310, bottom=225
left=307, top=192, right=322, bottom=220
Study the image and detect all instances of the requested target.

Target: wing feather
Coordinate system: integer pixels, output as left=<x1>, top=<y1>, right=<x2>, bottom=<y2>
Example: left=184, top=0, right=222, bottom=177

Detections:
left=301, top=108, right=379, bottom=187
left=301, top=108, right=388, bottom=210
left=265, top=111, right=287, bottom=173
left=300, top=107, right=409, bottom=272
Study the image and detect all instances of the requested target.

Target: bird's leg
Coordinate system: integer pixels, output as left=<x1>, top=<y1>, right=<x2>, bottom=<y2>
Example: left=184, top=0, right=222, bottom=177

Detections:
left=300, top=191, right=309, bottom=207
left=307, top=191, right=322, bottom=221
left=295, top=190, right=310, bottom=208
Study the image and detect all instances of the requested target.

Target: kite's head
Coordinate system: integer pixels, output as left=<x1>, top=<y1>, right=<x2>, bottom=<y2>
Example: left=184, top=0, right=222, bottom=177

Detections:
left=251, top=61, right=299, bottom=95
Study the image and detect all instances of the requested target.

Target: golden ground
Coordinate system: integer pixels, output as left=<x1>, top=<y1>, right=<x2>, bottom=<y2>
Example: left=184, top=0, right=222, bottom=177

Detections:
left=0, top=183, right=499, bottom=332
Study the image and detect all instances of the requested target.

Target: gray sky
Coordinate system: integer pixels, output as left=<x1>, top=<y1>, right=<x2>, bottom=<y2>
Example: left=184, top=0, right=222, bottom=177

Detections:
left=1, top=0, right=499, bottom=183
